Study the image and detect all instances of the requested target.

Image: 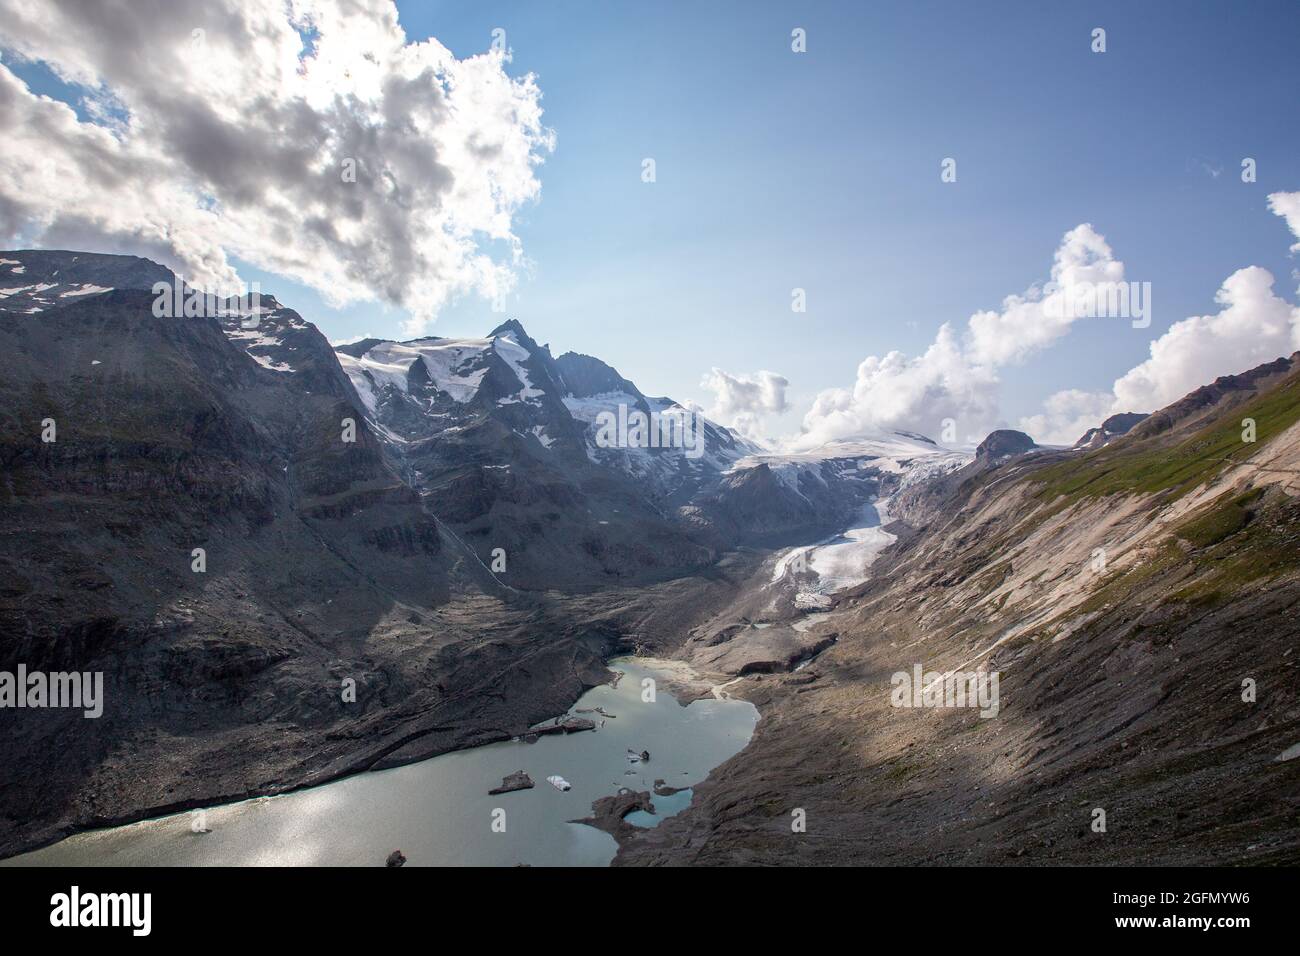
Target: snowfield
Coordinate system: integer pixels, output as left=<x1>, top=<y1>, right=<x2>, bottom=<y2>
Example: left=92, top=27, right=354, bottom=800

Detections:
left=336, top=337, right=492, bottom=411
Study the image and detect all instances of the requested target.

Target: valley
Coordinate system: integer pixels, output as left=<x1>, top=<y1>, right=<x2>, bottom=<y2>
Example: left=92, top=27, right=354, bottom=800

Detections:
left=1, top=249, right=1297, bottom=866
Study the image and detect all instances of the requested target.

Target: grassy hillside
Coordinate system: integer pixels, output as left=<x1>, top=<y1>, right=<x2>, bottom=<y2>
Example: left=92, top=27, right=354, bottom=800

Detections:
left=1031, top=366, right=1300, bottom=504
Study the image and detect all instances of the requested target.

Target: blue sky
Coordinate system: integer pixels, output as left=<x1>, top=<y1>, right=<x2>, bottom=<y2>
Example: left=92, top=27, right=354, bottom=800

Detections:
left=335, top=0, right=1300, bottom=431
left=8, top=0, right=1300, bottom=441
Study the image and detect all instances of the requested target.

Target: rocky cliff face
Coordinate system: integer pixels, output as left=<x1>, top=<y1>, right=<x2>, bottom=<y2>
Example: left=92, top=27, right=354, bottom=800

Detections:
left=617, top=354, right=1300, bottom=866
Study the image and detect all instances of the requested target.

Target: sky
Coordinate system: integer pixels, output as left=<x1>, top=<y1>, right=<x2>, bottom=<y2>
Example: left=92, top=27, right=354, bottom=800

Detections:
left=2, top=0, right=1299, bottom=447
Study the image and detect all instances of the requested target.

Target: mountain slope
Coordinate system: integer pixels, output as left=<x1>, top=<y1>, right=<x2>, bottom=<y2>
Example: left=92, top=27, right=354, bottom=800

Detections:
left=618, top=353, right=1300, bottom=866
left=331, top=325, right=721, bottom=590
left=0, top=252, right=709, bottom=856
left=0, top=250, right=173, bottom=314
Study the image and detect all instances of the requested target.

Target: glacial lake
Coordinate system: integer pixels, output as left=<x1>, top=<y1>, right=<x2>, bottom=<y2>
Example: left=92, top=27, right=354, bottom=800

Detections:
left=3, top=659, right=758, bottom=867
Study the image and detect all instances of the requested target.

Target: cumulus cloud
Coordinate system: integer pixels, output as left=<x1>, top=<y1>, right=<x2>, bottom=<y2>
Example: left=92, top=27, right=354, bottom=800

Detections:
left=0, top=0, right=554, bottom=333
left=797, top=324, right=1001, bottom=448
left=1269, top=190, right=1300, bottom=254
left=1023, top=198, right=1300, bottom=445
left=967, top=224, right=1125, bottom=366
left=1113, top=267, right=1300, bottom=409
left=700, top=367, right=790, bottom=440
left=794, top=223, right=1127, bottom=449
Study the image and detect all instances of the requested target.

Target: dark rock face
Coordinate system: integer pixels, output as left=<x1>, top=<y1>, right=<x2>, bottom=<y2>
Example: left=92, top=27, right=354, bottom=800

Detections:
left=0, top=261, right=492, bottom=854
left=975, top=429, right=1037, bottom=460
left=1073, top=412, right=1147, bottom=450
left=695, top=464, right=818, bottom=538
left=554, top=351, right=641, bottom=399
left=685, top=459, right=883, bottom=546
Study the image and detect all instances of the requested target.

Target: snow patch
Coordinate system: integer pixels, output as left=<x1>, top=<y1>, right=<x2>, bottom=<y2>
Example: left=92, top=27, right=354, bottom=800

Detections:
left=493, top=332, right=545, bottom=404
left=0, top=282, right=56, bottom=298
left=59, top=284, right=114, bottom=297
left=337, top=337, right=492, bottom=408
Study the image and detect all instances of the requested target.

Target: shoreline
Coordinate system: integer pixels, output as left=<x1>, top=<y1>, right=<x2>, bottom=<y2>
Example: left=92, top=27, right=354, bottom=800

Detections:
left=0, top=542, right=842, bottom=864
left=1, top=653, right=765, bottom=866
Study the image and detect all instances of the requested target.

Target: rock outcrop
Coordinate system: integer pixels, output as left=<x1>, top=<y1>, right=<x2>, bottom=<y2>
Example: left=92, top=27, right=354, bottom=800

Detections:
left=975, top=429, right=1037, bottom=461
left=1073, top=412, right=1147, bottom=450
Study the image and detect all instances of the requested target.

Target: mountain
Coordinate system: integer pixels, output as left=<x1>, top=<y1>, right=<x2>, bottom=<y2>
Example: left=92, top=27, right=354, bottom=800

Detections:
left=330, top=324, right=733, bottom=589
left=618, top=351, right=1300, bottom=866
left=1073, top=412, right=1147, bottom=450
left=686, top=431, right=970, bottom=546
left=0, top=251, right=703, bottom=854
left=0, top=248, right=965, bottom=856
left=0, top=250, right=173, bottom=315
left=326, top=321, right=955, bottom=581
left=976, top=428, right=1037, bottom=460
left=554, top=350, right=763, bottom=498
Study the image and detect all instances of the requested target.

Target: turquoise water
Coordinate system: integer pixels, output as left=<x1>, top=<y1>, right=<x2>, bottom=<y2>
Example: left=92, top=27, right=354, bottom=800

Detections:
left=3, top=659, right=757, bottom=867
left=625, top=788, right=693, bottom=828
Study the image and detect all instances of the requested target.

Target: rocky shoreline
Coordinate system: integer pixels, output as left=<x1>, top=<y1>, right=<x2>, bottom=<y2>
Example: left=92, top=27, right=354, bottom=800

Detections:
left=0, top=551, right=771, bottom=861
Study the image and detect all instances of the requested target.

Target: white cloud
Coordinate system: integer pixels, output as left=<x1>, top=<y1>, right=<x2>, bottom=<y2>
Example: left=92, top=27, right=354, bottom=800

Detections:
left=1268, top=190, right=1300, bottom=254
left=1023, top=198, right=1300, bottom=446
left=794, top=224, right=1125, bottom=448
left=795, top=323, right=1001, bottom=448
left=1112, top=266, right=1299, bottom=411
left=967, top=224, right=1124, bottom=366
left=0, top=0, right=554, bottom=333
left=700, top=367, right=789, bottom=440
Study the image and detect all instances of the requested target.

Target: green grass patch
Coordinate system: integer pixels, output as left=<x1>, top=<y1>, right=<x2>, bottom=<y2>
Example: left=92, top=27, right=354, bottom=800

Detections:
left=1174, top=487, right=1265, bottom=549
left=1030, top=374, right=1300, bottom=506
left=1171, top=491, right=1300, bottom=604
left=1074, top=540, right=1186, bottom=616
